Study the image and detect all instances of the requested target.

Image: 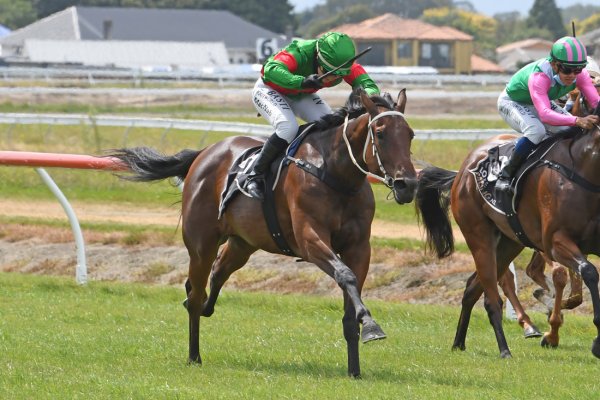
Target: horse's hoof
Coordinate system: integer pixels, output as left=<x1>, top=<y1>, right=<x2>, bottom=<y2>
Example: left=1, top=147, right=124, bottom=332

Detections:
left=540, top=335, right=558, bottom=348
left=361, top=321, right=387, bottom=343
left=500, top=349, right=512, bottom=359
left=201, top=301, right=215, bottom=317
left=187, top=357, right=202, bottom=365
left=451, top=344, right=465, bottom=352
left=532, top=288, right=546, bottom=300
left=592, top=337, right=600, bottom=359
left=348, top=372, right=362, bottom=379
left=523, top=325, right=543, bottom=338
left=201, top=308, right=214, bottom=317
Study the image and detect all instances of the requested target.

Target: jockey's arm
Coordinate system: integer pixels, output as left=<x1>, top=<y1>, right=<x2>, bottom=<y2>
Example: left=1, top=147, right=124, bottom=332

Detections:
left=575, top=69, right=600, bottom=111
left=344, top=64, right=380, bottom=96
left=529, top=73, right=578, bottom=126
left=262, top=53, right=306, bottom=90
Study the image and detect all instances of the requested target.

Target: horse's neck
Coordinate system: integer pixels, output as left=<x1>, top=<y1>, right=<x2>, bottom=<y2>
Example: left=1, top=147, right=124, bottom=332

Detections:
left=570, top=128, right=600, bottom=184
left=319, top=115, right=370, bottom=186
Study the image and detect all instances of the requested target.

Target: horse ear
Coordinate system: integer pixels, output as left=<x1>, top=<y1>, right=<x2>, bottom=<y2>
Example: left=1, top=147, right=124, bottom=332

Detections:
left=395, top=88, right=407, bottom=113
left=360, top=89, right=378, bottom=118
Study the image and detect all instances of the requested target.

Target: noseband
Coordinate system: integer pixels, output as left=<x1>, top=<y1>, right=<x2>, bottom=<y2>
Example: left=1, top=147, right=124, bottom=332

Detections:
left=342, top=110, right=406, bottom=188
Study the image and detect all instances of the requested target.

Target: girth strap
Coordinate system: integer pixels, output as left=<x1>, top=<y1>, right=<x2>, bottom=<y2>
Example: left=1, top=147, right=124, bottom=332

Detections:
left=505, top=211, right=539, bottom=250
left=262, top=172, right=295, bottom=256
left=541, top=160, right=600, bottom=192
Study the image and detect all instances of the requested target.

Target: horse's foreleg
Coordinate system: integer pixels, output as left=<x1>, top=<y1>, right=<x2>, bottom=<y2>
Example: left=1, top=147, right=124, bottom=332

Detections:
left=541, top=265, right=567, bottom=348
left=498, top=270, right=542, bottom=338
left=579, top=261, right=600, bottom=358
left=342, top=294, right=361, bottom=378
left=302, top=228, right=382, bottom=377
left=550, top=232, right=600, bottom=358
left=337, top=242, right=385, bottom=344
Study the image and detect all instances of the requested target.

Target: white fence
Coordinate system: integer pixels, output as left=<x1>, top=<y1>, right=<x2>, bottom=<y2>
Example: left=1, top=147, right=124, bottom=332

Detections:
left=0, top=66, right=511, bottom=87
left=0, top=112, right=507, bottom=141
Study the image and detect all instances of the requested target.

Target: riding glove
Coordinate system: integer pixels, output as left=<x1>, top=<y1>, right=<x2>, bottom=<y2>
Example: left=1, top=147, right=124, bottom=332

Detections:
left=301, top=74, right=323, bottom=89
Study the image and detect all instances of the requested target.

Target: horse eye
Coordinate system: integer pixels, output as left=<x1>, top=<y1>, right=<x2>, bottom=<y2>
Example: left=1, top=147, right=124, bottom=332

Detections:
left=376, top=129, right=384, bottom=139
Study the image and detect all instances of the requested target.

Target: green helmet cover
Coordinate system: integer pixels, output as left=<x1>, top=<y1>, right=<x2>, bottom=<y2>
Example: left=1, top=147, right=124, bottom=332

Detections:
left=316, top=32, right=356, bottom=75
left=550, top=36, right=588, bottom=67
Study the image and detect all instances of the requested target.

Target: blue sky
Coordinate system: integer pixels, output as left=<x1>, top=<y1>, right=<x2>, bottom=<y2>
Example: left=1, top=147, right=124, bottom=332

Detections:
left=290, top=0, right=594, bottom=16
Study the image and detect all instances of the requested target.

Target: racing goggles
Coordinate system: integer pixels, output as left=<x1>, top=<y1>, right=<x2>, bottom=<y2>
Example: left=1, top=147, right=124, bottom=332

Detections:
left=558, top=63, right=584, bottom=75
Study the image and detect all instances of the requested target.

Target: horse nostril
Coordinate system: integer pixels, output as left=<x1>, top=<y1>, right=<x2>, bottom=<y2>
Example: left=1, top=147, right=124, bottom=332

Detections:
left=393, top=179, right=407, bottom=191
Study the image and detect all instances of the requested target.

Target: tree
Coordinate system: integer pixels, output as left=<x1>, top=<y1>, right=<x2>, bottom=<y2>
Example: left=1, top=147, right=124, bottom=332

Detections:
left=495, top=11, right=554, bottom=45
left=422, top=7, right=497, bottom=59
left=302, top=4, right=376, bottom=38
left=561, top=4, right=600, bottom=29
left=578, top=13, right=600, bottom=35
left=201, top=0, right=295, bottom=34
left=527, top=0, right=566, bottom=39
left=297, top=0, right=452, bottom=38
left=31, top=0, right=296, bottom=34
left=0, top=0, right=36, bottom=29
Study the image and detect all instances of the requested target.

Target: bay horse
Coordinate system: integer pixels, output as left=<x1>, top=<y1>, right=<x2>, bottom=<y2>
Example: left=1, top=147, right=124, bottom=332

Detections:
left=498, top=91, right=600, bottom=346
left=414, top=106, right=600, bottom=359
left=108, top=88, right=417, bottom=378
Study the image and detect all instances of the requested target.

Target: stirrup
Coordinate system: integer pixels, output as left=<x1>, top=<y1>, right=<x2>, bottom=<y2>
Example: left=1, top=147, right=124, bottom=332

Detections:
left=244, top=176, right=265, bottom=200
left=495, top=178, right=513, bottom=195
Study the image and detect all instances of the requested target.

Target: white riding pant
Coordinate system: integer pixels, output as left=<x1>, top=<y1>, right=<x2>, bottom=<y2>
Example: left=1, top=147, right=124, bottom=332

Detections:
left=497, top=89, right=572, bottom=145
left=252, top=78, right=333, bottom=143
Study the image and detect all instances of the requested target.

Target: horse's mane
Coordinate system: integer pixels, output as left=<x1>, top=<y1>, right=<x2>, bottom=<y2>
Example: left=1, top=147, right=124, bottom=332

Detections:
left=312, top=87, right=396, bottom=131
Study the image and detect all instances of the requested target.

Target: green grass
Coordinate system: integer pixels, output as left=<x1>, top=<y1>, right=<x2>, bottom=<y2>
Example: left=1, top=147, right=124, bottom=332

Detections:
left=1, top=272, right=599, bottom=399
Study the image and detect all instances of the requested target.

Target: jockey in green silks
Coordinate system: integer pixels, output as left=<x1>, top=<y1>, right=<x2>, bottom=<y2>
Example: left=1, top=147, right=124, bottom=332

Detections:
left=244, top=32, right=380, bottom=200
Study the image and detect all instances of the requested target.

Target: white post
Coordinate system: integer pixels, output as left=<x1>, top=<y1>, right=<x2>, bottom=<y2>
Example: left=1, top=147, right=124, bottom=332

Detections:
left=36, top=168, right=87, bottom=284
left=505, top=262, right=517, bottom=320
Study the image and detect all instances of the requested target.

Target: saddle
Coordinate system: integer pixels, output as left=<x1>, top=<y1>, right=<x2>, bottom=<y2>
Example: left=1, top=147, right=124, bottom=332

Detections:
left=218, top=123, right=317, bottom=257
left=469, top=129, right=580, bottom=249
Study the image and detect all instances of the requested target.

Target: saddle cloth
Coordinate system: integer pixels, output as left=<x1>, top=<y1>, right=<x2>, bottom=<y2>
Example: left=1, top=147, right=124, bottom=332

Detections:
left=218, top=123, right=315, bottom=219
left=469, top=129, right=577, bottom=216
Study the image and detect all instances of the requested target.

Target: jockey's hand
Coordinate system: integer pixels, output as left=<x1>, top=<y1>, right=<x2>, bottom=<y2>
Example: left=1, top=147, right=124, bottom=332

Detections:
left=576, top=115, right=600, bottom=130
left=301, top=74, right=323, bottom=89
left=569, top=89, right=579, bottom=101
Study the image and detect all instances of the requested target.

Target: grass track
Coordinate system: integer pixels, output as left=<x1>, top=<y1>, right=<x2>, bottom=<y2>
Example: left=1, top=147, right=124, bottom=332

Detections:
left=1, top=272, right=599, bottom=399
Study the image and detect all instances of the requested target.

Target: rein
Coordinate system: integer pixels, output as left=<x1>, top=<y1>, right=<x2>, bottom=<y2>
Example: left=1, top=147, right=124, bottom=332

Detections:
left=342, top=110, right=406, bottom=188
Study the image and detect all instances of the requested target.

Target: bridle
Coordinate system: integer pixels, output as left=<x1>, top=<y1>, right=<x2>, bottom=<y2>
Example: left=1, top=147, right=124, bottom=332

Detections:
left=342, top=110, right=407, bottom=188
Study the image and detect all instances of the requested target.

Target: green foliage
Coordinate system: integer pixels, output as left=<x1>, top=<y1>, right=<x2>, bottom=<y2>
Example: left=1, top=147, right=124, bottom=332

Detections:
left=300, top=4, right=376, bottom=38
left=297, top=0, right=452, bottom=39
left=561, top=4, right=600, bottom=29
left=422, top=7, right=498, bottom=58
left=199, top=0, right=296, bottom=34
left=0, top=0, right=36, bottom=29
left=577, top=13, right=600, bottom=35
left=527, top=0, right=566, bottom=39
left=494, top=11, right=555, bottom=45
left=30, top=0, right=296, bottom=34
left=2, top=272, right=600, bottom=399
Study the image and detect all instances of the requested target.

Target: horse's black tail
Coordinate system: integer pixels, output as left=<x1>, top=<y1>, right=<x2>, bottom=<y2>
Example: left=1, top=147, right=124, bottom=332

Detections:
left=107, top=147, right=202, bottom=182
left=415, top=166, right=457, bottom=258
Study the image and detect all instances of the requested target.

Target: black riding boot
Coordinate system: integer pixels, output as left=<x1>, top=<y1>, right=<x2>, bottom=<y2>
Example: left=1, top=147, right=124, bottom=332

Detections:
left=495, top=151, right=528, bottom=195
left=244, top=134, right=288, bottom=200
left=495, top=136, right=536, bottom=195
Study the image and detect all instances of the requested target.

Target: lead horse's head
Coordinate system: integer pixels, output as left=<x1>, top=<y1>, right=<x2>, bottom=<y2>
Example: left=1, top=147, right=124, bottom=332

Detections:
left=344, top=88, right=417, bottom=204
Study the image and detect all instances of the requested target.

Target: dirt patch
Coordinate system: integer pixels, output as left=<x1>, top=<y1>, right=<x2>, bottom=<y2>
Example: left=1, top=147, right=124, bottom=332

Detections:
left=0, top=199, right=593, bottom=317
